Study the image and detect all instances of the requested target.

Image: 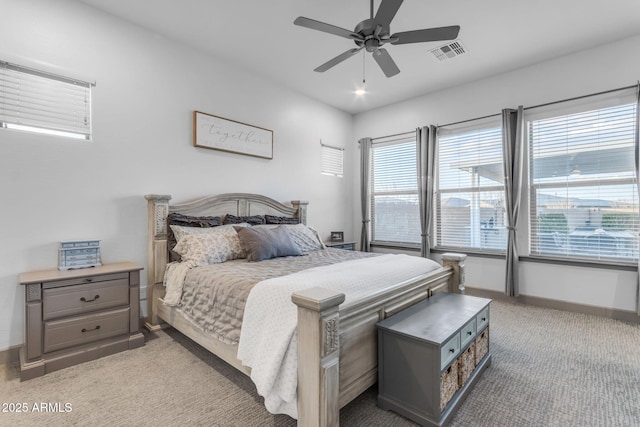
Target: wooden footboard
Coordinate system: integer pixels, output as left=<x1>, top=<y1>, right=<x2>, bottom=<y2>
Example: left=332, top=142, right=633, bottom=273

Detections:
left=292, top=254, right=466, bottom=427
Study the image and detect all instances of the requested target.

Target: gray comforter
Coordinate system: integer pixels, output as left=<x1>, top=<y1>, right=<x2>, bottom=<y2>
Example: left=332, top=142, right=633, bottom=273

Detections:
left=176, top=248, right=377, bottom=344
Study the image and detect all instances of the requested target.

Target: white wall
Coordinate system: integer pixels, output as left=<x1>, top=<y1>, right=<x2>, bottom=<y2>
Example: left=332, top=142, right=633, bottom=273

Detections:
left=354, top=35, right=640, bottom=313
left=0, top=0, right=355, bottom=351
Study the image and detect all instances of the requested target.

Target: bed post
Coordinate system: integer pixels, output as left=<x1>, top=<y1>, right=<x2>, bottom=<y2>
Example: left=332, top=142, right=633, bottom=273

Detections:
left=441, top=252, right=467, bottom=294
left=144, top=194, right=171, bottom=329
left=292, top=287, right=345, bottom=427
left=290, top=200, right=309, bottom=225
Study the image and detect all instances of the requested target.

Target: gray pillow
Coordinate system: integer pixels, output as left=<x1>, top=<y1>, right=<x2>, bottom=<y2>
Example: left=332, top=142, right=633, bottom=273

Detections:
left=236, top=226, right=303, bottom=262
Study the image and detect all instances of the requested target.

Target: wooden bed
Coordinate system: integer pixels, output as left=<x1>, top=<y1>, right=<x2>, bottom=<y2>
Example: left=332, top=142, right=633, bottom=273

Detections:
left=145, top=193, right=466, bottom=427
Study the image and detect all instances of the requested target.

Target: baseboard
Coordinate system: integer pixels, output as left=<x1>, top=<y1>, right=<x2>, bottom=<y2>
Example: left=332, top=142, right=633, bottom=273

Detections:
left=464, top=286, right=639, bottom=323
left=0, top=345, right=21, bottom=366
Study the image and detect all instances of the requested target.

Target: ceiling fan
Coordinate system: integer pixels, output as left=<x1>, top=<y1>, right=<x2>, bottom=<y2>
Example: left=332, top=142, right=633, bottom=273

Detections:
left=294, top=0, right=460, bottom=78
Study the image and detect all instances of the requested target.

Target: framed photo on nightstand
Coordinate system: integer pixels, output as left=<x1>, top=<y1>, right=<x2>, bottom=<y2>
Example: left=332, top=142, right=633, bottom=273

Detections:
left=330, top=231, right=344, bottom=242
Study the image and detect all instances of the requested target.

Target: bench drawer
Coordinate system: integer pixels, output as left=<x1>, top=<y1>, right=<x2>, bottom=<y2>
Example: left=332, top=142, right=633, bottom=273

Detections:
left=460, top=317, right=477, bottom=349
left=440, top=332, right=460, bottom=371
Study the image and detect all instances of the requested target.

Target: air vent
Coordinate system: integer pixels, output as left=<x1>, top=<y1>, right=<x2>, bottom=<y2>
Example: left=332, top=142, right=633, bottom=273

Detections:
left=430, top=40, right=466, bottom=62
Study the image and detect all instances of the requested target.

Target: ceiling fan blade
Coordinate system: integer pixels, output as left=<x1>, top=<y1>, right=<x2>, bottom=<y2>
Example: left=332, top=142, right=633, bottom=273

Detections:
left=391, top=25, right=460, bottom=45
left=314, top=47, right=363, bottom=73
left=372, top=48, right=400, bottom=77
left=374, top=0, right=404, bottom=27
left=294, top=16, right=361, bottom=40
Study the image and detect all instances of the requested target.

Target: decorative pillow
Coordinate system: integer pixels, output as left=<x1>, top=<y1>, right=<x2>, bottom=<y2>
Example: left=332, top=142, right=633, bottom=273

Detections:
left=223, top=214, right=266, bottom=225
left=173, top=232, right=245, bottom=266
left=166, top=213, right=222, bottom=258
left=169, top=223, right=249, bottom=262
left=285, top=224, right=325, bottom=251
left=265, top=214, right=300, bottom=224
left=170, top=223, right=247, bottom=242
left=254, top=223, right=325, bottom=252
left=236, top=225, right=303, bottom=262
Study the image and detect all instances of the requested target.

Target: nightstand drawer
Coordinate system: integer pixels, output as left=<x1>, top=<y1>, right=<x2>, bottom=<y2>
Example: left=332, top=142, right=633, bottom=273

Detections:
left=43, top=307, right=130, bottom=353
left=42, top=271, right=129, bottom=289
left=43, top=278, right=129, bottom=320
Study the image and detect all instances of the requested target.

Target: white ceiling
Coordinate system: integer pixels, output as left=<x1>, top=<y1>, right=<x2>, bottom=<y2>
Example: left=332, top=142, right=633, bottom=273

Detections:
left=77, top=0, right=640, bottom=115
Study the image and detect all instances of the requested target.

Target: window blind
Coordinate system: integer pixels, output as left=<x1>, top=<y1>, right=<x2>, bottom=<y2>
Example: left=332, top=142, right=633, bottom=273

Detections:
left=321, top=143, right=344, bottom=177
left=436, top=116, right=506, bottom=251
left=0, top=61, right=93, bottom=140
left=527, top=89, right=638, bottom=261
left=370, top=135, right=420, bottom=244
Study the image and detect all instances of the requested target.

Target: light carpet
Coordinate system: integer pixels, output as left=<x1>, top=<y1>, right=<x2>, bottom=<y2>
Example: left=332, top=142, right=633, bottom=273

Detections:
left=1, top=299, right=638, bottom=426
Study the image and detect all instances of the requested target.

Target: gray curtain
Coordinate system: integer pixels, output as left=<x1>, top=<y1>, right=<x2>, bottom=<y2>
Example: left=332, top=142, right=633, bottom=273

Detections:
left=635, top=84, right=640, bottom=315
left=503, top=107, right=525, bottom=297
left=417, top=126, right=437, bottom=258
left=359, top=137, right=372, bottom=252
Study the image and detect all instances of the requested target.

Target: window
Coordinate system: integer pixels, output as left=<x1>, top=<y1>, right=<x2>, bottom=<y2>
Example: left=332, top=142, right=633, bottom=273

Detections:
left=370, top=134, right=420, bottom=245
left=436, top=117, right=506, bottom=251
left=0, top=61, right=93, bottom=140
left=321, top=143, right=344, bottom=177
left=528, top=91, right=638, bottom=261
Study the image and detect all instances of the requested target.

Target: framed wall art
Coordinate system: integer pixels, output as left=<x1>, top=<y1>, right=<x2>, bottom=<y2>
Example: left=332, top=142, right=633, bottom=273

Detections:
left=193, top=111, right=273, bottom=159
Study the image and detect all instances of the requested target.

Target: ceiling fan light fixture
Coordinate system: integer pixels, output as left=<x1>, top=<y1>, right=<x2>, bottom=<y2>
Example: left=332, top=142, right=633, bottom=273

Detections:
left=354, top=88, right=367, bottom=96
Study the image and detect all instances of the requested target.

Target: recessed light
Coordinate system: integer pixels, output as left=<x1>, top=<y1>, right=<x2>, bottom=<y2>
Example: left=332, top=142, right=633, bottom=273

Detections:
left=354, top=88, right=366, bottom=96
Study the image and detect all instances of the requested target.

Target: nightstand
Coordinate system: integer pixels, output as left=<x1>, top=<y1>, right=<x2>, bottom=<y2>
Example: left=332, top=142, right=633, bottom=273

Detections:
left=19, top=261, right=144, bottom=380
left=324, top=241, right=356, bottom=250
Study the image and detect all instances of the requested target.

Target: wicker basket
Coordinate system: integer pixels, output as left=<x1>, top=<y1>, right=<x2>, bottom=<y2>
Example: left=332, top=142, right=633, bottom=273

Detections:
left=440, top=361, right=459, bottom=412
left=458, top=342, right=476, bottom=387
left=475, top=327, right=489, bottom=366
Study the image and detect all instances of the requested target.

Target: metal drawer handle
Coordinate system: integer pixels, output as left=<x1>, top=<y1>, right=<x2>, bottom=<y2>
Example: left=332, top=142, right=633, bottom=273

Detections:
left=81, top=325, right=101, bottom=333
left=481, top=317, right=486, bottom=322
left=467, top=331, right=473, bottom=336
left=85, top=278, right=93, bottom=283
left=449, top=348, right=455, bottom=353
left=80, top=295, right=100, bottom=303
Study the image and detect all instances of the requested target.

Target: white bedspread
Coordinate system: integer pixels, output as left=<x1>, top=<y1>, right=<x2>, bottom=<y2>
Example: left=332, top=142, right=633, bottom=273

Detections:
left=236, top=253, right=440, bottom=419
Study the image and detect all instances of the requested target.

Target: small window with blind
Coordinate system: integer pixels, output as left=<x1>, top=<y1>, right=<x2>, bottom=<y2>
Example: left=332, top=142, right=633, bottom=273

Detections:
left=321, top=143, right=344, bottom=177
left=527, top=89, right=639, bottom=262
left=435, top=116, right=506, bottom=252
left=0, top=61, right=93, bottom=140
left=370, top=134, right=421, bottom=245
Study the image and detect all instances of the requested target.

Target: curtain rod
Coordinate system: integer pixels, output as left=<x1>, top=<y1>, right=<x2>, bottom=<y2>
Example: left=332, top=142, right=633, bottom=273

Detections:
left=371, top=131, right=414, bottom=144
left=438, top=112, right=501, bottom=129
left=523, top=83, right=638, bottom=111
left=364, top=82, right=639, bottom=140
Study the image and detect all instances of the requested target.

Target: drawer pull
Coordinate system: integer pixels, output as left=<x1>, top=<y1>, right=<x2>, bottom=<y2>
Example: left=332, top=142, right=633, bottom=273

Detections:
left=85, top=278, right=93, bottom=283
left=449, top=348, right=455, bottom=353
left=81, top=325, right=101, bottom=333
left=467, top=331, right=473, bottom=336
left=80, top=295, right=100, bottom=303
left=481, top=317, right=486, bottom=322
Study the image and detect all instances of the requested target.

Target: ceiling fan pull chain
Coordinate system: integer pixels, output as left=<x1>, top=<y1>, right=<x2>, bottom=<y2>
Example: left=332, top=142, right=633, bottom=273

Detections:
left=363, top=49, right=366, bottom=84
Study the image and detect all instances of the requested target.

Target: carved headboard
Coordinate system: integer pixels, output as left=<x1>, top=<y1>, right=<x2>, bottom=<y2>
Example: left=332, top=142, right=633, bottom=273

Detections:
left=144, top=193, right=309, bottom=290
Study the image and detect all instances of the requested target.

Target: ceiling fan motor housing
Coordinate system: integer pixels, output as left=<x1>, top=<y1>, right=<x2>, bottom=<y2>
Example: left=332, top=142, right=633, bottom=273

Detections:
left=354, top=19, right=391, bottom=52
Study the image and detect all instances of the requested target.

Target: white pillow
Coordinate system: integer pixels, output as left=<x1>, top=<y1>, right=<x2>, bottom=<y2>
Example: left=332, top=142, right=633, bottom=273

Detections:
left=173, top=232, right=245, bottom=266
left=170, top=223, right=250, bottom=244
